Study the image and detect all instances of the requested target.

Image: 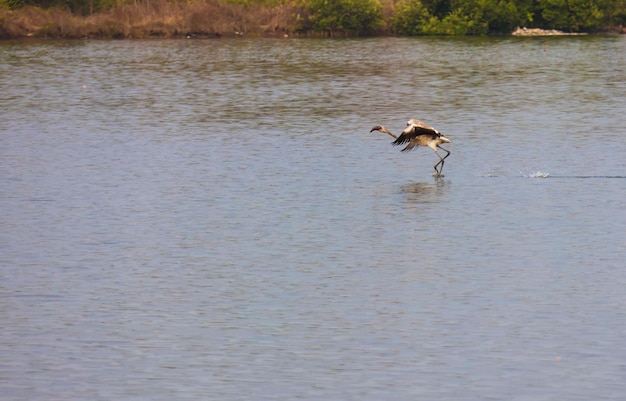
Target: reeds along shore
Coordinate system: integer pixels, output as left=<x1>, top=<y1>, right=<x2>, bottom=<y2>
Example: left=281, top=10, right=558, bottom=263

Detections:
left=0, top=0, right=305, bottom=39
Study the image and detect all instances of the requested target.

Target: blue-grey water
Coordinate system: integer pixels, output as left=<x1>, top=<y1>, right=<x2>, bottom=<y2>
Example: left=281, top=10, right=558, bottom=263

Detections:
left=1, top=36, right=626, bottom=400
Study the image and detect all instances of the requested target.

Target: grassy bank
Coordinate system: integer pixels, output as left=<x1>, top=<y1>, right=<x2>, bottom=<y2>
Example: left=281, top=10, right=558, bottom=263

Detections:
left=1, top=0, right=624, bottom=39
left=0, top=0, right=308, bottom=39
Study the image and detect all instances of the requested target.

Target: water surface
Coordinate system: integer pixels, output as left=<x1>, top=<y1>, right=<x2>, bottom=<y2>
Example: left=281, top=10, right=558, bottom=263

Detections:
left=1, top=36, right=626, bottom=400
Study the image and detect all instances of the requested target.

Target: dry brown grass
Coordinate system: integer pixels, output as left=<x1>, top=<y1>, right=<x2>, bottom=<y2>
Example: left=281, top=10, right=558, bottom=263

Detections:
left=0, top=0, right=304, bottom=39
left=1, top=6, right=82, bottom=38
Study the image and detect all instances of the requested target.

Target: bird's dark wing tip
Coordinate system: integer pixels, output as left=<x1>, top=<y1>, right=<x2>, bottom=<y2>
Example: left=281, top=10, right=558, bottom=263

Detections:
left=392, top=134, right=410, bottom=146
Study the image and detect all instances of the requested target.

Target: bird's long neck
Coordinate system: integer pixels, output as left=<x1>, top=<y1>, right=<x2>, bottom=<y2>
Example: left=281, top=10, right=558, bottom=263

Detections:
left=380, top=126, right=398, bottom=139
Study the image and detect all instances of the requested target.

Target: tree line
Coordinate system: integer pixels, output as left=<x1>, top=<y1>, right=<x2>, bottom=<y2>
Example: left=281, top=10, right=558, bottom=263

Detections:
left=1, top=0, right=624, bottom=38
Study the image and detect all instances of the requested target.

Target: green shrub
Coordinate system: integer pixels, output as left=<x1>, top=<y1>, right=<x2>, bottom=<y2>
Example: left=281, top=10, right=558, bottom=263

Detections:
left=439, top=9, right=485, bottom=34
left=392, top=0, right=486, bottom=35
left=538, top=0, right=603, bottom=31
left=391, top=0, right=431, bottom=35
left=308, top=0, right=384, bottom=34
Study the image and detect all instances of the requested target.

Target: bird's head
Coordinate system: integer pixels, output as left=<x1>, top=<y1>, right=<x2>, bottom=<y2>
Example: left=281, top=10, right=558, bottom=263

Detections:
left=370, top=125, right=383, bottom=133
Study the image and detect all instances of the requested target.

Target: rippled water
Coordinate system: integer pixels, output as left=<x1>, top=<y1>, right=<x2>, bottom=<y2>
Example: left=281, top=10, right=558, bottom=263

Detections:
left=2, top=36, right=626, bottom=400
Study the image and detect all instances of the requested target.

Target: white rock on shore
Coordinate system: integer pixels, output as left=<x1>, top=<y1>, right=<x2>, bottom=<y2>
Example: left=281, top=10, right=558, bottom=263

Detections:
left=512, top=27, right=587, bottom=36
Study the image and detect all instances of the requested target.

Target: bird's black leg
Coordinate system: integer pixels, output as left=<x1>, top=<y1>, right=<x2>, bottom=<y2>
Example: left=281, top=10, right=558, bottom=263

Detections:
left=433, top=151, right=445, bottom=176
left=434, top=146, right=451, bottom=176
left=439, top=146, right=451, bottom=161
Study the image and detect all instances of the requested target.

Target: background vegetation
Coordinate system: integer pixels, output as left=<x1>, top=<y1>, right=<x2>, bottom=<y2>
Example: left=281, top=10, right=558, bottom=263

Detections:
left=1, top=0, right=625, bottom=38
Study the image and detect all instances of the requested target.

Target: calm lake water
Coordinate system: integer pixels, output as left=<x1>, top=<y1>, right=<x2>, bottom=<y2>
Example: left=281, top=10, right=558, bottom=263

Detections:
left=1, top=36, right=626, bottom=400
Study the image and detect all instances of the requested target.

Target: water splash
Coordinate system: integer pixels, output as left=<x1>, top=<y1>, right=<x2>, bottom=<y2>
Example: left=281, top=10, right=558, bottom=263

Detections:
left=525, top=171, right=550, bottom=178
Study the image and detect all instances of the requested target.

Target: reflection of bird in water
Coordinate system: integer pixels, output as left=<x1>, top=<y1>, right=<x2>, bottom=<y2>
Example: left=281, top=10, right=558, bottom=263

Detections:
left=370, top=119, right=451, bottom=176
left=401, top=181, right=446, bottom=204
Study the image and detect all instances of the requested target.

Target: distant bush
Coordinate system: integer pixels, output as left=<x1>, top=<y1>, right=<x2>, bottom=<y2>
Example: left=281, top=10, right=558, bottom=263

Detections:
left=392, top=0, right=530, bottom=35
left=538, top=0, right=603, bottom=31
left=307, top=0, right=385, bottom=35
left=391, top=0, right=430, bottom=35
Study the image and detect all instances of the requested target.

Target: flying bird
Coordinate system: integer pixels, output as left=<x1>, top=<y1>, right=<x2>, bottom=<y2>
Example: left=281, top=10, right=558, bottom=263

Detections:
left=370, top=119, right=451, bottom=176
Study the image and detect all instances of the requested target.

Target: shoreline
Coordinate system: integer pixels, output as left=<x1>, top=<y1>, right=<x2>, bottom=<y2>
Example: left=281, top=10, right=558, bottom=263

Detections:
left=3, top=28, right=624, bottom=40
left=1, top=4, right=624, bottom=40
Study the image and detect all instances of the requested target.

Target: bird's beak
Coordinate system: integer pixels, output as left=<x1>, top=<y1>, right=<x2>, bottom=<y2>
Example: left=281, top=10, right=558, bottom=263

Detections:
left=370, top=125, right=381, bottom=132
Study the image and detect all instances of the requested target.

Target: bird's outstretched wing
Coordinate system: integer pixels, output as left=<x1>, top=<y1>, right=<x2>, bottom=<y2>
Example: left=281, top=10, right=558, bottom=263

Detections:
left=392, top=120, right=442, bottom=147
